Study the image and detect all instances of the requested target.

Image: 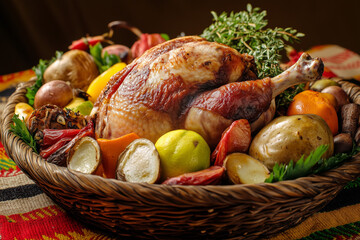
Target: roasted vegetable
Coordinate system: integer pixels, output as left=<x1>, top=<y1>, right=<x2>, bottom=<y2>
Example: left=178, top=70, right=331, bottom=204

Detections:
left=34, top=80, right=74, bottom=109
left=86, top=62, right=126, bottom=103
left=67, top=137, right=101, bottom=174
left=321, top=85, right=350, bottom=108
left=333, top=133, right=353, bottom=154
left=211, top=119, right=251, bottom=166
left=97, top=133, right=140, bottom=178
left=116, top=138, right=160, bottom=184
left=341, top=103, right=360, bottom=138
left=224, top=153, right=270, bottom=184
left=26, top=52, right=63, bottom=106
left=43, top=50, right=99, bottom=91
left=27, top=105, right=87, bottom=146
left=46, top=120, right=95, bottom=166
left=249, top=114, right=334, bottom=170
left=162, top=166, right=224, bottom=185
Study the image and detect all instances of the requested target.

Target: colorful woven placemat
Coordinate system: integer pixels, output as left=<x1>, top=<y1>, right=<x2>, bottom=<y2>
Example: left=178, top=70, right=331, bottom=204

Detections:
left=0, top=141, right=116, bottom=240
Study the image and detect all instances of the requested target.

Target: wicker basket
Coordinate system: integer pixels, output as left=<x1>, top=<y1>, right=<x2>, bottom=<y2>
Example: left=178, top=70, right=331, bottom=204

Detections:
left=2, top=80, right=360, bottom=240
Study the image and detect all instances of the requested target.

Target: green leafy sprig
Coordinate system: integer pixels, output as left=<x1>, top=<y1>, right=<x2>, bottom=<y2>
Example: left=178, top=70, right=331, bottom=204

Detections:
left=10, top=114, right=37, bottom=153
left=26, top=51, right=62, bottom=106
left=266, top=144, right=360, bottom=183
left=275, top=83, right=305, bottom=113
left=89, top=43, right=121, bottom=73
left=201, top=4, right=304, bottom=78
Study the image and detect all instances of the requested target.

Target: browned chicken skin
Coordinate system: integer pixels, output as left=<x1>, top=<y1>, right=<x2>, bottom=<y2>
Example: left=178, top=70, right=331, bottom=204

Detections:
left=92, top=36, right=323, bottom=148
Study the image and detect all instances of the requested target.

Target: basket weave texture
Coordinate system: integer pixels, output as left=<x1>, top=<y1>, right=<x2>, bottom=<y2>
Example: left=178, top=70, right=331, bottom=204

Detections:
left=2, top=80, right=360, bottom=240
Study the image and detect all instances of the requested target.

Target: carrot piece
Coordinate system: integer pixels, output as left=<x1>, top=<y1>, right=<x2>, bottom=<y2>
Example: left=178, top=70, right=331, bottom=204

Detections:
left=97, top=133, right=140, bottom=178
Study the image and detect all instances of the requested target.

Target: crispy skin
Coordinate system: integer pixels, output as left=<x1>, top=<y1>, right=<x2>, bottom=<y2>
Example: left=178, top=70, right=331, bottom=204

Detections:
left=93, top=36, right=259, bottom=142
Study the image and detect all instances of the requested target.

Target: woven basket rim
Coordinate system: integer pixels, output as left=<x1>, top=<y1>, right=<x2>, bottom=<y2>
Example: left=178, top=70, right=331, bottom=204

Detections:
left=2, top=80, right=360, bottom=206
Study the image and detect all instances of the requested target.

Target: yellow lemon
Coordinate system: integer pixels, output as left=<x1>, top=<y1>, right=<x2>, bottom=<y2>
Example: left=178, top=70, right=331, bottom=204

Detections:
left=155, top=129, right=210, bottom=181
left=86, top=62, right=126, bottom=103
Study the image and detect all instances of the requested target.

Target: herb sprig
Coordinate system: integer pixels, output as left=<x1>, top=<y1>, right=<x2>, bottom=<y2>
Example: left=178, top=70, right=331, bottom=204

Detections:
left=201, top=4, right=304, bottom=78
left=10, top=114, right=37, bottom=153
left=89, top=43, right=121, bottom=73
left=266, top=144, right=360, bottom=183
left=26, top=51, right=63, bottom=106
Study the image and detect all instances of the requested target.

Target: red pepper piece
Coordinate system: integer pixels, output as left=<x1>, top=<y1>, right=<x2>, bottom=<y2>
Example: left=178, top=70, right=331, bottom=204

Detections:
left=68, top=36, right=105, bottom=51
left=45, top=120, right=95, bottom=166
left=212, top=119, right=251, bottom=166
left=42, top=129, right=81, bottom=147
left=40, top=137, right=73, bottom=159
left=162, top=166, right=224, bottom=185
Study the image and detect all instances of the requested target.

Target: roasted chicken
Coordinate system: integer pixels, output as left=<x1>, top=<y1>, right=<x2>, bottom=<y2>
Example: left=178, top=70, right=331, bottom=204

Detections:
left=92, top=36, right=324, bottom=148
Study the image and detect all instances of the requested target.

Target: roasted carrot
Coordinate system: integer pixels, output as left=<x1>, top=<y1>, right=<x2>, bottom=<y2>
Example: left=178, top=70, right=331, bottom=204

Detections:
left=97, top=133, right=140, bottom=178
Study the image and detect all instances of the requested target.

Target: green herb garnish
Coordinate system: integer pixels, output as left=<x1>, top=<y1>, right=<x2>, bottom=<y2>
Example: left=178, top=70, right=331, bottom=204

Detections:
left=266, top=144, right=360, bottom=183
left=201, top=4, right=304, bottom=78
left=275, top=83, right=305, bottom=112
left=160, top=33, right=170, bottom=41
left=26, top=51, right=62, bottom=106
left=10, top=114, right=37, bottom=153
left=89, top=43, right=121, bottom=73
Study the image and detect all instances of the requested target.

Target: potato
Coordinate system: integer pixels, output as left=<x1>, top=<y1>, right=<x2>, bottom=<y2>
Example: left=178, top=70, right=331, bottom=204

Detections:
left=67, top=137, right=101, bottom=174
left=224, top=153, right=270, bottom=184
left=34, top=80, right=73, bottom=109
left=321, top=86, right=350, bottom=108
left=249, top=114, right=334, bottom=170
left=333, top=133, right=353, bottom=154
left=43, top=50, right=99, bottom=91
left=116, top=138, right=160, bottom=184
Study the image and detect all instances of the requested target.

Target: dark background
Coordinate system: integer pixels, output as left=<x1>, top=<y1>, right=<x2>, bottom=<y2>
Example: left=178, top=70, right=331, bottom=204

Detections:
left=1, top=0, right=359, bottom=75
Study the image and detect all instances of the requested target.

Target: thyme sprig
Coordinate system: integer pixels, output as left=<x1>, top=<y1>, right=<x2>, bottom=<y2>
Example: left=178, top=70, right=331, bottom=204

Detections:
left=201, top=4, right=304, bottom=78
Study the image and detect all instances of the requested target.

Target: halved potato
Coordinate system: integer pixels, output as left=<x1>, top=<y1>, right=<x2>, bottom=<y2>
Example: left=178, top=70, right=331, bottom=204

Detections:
left=116, top=138, right=160, bottom=184
left=224, top=153, right=270, bottom=184
left=67, top=136, right=101, bottom=174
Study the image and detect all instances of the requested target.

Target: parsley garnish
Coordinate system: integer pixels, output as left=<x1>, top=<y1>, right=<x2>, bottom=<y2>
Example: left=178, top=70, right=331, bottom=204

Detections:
left=26, top=51, right=62, bottom=106
left=201, top=4, right=304, bottom=78
left=266, top=144, right=360, bottom=183
left=89, top=43, right=121, bottom=73
left=10, top=114, right=37, bottom=153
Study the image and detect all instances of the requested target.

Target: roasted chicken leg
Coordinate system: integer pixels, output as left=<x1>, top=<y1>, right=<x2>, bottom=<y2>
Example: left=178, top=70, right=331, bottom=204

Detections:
left=92, top=36, right=323, bottom=148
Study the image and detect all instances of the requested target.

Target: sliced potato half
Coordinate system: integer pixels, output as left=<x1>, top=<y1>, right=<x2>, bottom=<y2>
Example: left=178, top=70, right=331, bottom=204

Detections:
left=67, top=136, right=101, bottom=174
left=116, top=138, right=160, bottom=184
left=224, top=153, right=270, bottom=184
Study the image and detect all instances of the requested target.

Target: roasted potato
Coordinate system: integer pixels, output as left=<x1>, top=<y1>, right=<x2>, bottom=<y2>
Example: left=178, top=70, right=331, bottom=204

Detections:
left=43, top=50, right=99, bottom=91
left=249, top=114, right=334, bottom=170
left=34, top=80, right=73, bottom=109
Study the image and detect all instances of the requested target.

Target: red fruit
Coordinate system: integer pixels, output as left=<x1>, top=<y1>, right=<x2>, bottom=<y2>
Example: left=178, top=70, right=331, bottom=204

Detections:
left=162, top=166, right=224, bottom=185
left=212, top=119, right=251, bottom=166
left=131, top=33, right=166, bottom=59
